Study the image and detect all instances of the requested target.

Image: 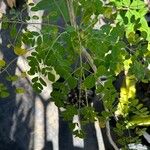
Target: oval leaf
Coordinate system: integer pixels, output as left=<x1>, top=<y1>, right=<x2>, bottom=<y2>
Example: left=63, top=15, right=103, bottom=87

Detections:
left=0, top=91, right=10, bottom=98
left=39, top=77, right=47, bottom=86
left=0, top=59, right=6, bottom=68
left=14, top=47, right=28, bottom=56
left=82, top=75, right=95, bottom=89
left=48, top=72, right=55, bottom=82
left=15, top=88, right=25, bottom=94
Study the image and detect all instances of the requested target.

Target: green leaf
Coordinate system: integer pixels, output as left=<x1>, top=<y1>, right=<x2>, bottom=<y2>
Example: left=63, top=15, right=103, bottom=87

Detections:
left=0, top=59, right=6, bottom=68
left=73, top=129, right=85, bottom=138
left=101, top=111, right=110, bottom=118
left=37, top=36, right=42, bottom=45
left=31, top=0, right=69, bottom=22
left=81, top=106, right=97, bottom=122
left=82, top=74, right=95, bottom=89
left=129, top=61, right=145, bottom=80
left=14, top=47, right=28, bottom=56
left=96, top=65, right=107, bottom=77
left=28, top=3, right=34, bottom=6
left=62, top=105, right=78, bottom=121
left=31, top=0, right=51, bottom=11
left=6, top=75, right=19, bottom=82
left=32, top=15, right=39, bottom=20
left=0, top=83, right=9, bottom=98
left=32, top=77, right=39, bottom=82
left=39, top=77, right=47, bottom=86
left=68, top=76, right=77, bottom=89
left=51, top=91, right=65, bottom=107
left=130, top=0, right=145, bottom=9
left=48, top=72, right=55, bottom=82
left=127, top=116, right=150, bottom=128
left=33, top=82, right=43, bottom=93
left=122, top=0, right=130, bottom=7
left=0, top=91, right=10, bottom=98
left=10, top=26, right=17, bottom=39
left=130, top=15, right=135, bottom=23
left=15, top=88, right=25, bottom=94
left=103, top=7, right=113, bottom=19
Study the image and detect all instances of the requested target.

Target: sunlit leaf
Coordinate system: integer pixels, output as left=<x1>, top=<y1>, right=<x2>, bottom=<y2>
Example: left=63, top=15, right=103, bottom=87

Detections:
left=127, top=116, right=150, bottom=128
left=14, top=47, right=28, bottom=56
left=116, top=75, right=136, bottom=117
left=0, top=59, right=6, bottom=68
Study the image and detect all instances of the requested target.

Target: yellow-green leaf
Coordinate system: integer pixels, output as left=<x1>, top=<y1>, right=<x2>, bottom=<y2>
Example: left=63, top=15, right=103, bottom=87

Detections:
left=14, top=47, right=28, bottom=56
left=0, top=91, right=10, bottom=98
left=127, top=116, right=150, bottom=128
left=21, top=72, right=27, bottom=78
left=0, top=59, right=6, bottom=68
left=104, top=7, right=113, bottom=19
left=115, top=75, right=136, bottom=117
left=123, top=58, right=132, bottom=72
left=15, top=88, right=25, bottom=94
left=127, top=32, right=136, bottom=43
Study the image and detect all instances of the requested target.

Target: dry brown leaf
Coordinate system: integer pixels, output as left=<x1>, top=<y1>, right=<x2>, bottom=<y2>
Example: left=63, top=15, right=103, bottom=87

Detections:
left=6, top=0, right=16, bottom=8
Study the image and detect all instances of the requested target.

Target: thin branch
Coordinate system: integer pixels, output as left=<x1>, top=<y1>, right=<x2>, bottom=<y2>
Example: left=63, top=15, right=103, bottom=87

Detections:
left=66, top=0, right=77, bottom=28
left=106, top=120, right=119, bottom=150
left=13, top=23, right=23, bottom=45
left=0, top=57, right=18, bottom=75
left=0, top=19, right=65, bottom=29
left=81, top=47, right=97, bottom=72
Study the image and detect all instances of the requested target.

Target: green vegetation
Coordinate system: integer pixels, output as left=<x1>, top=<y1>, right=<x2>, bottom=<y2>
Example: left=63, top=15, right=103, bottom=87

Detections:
left=0, top=0, right=150, bottom=149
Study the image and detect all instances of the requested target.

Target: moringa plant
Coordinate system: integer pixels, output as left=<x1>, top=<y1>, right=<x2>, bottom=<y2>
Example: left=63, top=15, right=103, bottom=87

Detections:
left=0, top=0, right=150, bottom=149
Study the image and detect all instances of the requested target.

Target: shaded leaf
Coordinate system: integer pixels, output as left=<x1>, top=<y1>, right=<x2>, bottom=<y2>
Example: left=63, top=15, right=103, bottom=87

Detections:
left=48, top=72, right=55, bottom=82
left=82, top=74, right=95, bottom=89
left=15, top=88, right=25, bottom=94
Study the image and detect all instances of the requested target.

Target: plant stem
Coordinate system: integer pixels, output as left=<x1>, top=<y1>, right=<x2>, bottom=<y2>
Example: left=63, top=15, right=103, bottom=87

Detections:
left=66, top=0, right=77, bottom=28
left=0, top=19, right=65, bottom=29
